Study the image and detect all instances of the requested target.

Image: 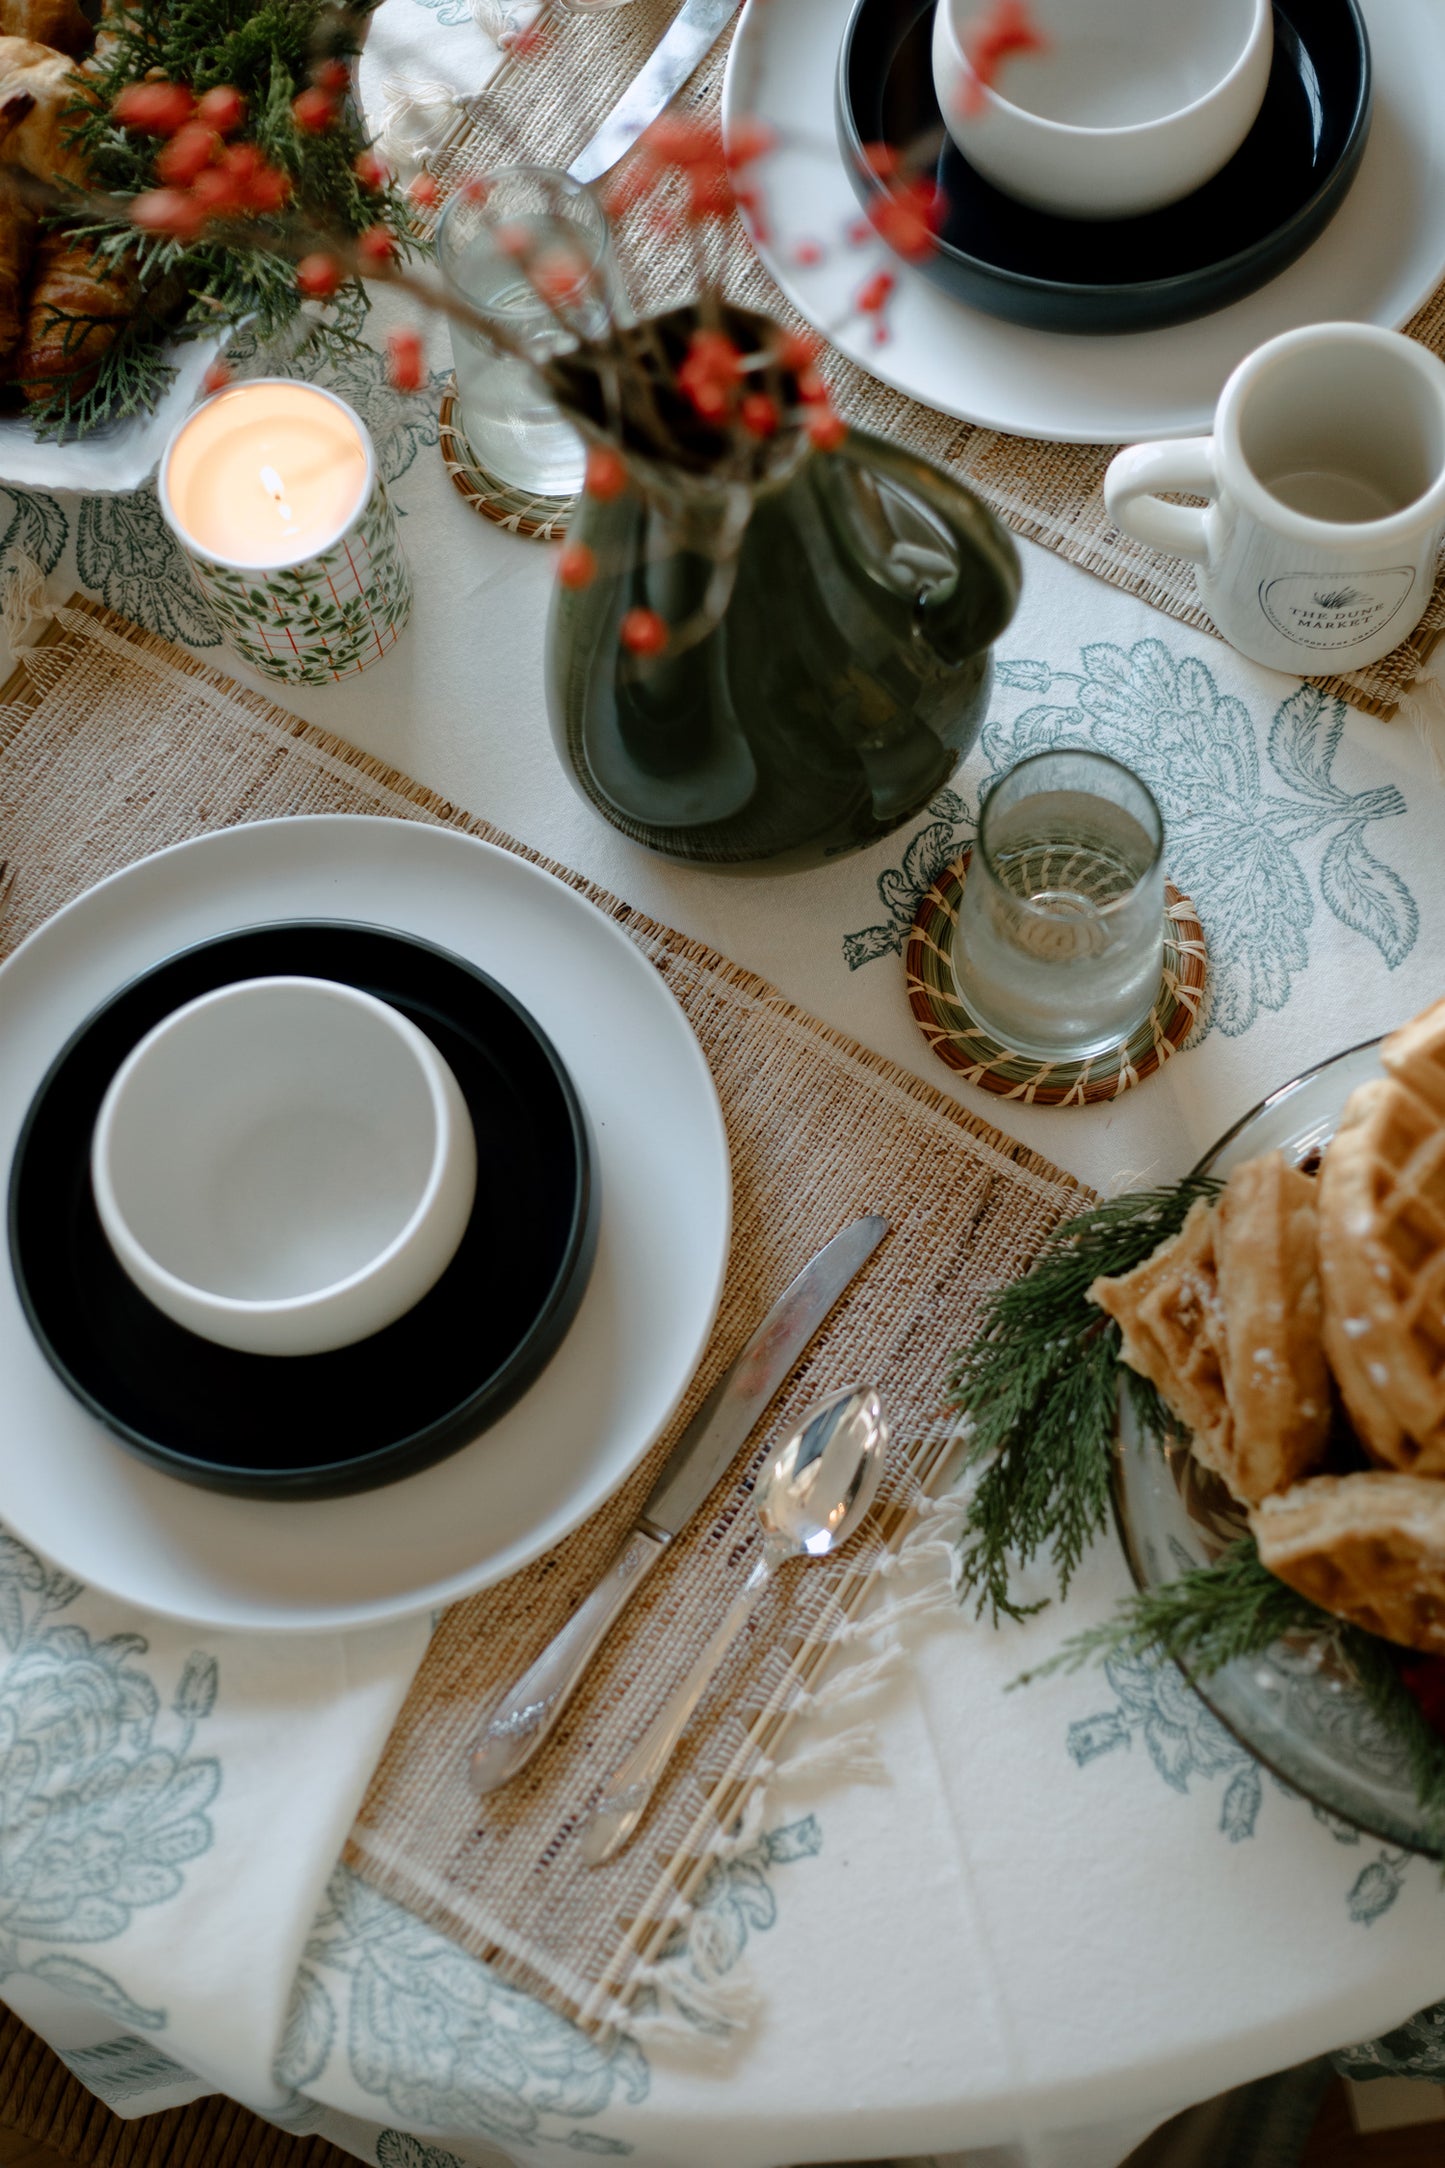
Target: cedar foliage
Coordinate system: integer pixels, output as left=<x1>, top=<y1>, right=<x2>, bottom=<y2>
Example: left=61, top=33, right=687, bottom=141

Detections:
left=35, top=0, right=412, bottom=435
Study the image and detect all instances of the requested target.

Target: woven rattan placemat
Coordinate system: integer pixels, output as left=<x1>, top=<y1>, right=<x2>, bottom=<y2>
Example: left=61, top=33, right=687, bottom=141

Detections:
left=433, top=0, right=1445, bottom=723
left=0, top=598, right=1087, bottom=2044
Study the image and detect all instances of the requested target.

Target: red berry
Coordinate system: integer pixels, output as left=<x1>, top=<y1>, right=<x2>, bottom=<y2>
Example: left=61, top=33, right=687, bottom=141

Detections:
left=354, top=149, right=387, bottom=190
left=640, top=114, right=714, bottom=169
left=861, top=140, right=898, bottom=178
left=386, top=328, right=424, bottom=391
left=459, top=176, right=490, bottom=205
left=357, top=225, right=395, bottom=266
left=960, top=0, right=1049, bottom=115
left=291, top=87, right=336, bottom=134
left=620, top=607, right=668, bottom=657
left=740, top=391, right=779, bottom=438
left=724, top=116, right=775, bottom=170
left=196, top=85, right=245, bottom=135
left=807, top=407, right=847, bottom=451
left=556, top=543, right=597, bottom=590
left=129, top=187, right=206, bottom=238
left=776, top=330, right=820, bottom=374
left=585, top=445, right=627, bottom=501
left=190, top=165, right=242, bottom=213
left=408, top=172, right=440, bottom=208
left=113, top=81, right=194, bottom=136
left=869, top=180, right=945, bottom=261
left=202, top=359, right=232, bottom=393
left=856, top=268, right=895, bottom=315
left=312, top=58, right=351, bottom=94
left=156, top=120, right=218, bottom=187
left=296, top=252, right=342, bottom=298
left=240, top=160, right=289, bottom=213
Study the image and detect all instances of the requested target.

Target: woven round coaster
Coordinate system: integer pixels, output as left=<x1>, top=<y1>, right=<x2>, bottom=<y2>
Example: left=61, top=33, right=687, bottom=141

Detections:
left=438, top=380, right=577, bottom=541
left=905, top=849, right=1208, bottom=1106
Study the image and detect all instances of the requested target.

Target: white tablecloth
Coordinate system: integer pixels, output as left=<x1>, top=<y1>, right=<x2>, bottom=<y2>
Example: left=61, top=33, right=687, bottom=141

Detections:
left=4, top=7, right=1445, bottom=2158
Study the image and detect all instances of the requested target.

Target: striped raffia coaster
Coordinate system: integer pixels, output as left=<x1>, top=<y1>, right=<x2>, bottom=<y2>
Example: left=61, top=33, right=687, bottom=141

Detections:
left=432, top=0, right=1445, bottom=730
left=0, top=598, right=1087, bottom=2045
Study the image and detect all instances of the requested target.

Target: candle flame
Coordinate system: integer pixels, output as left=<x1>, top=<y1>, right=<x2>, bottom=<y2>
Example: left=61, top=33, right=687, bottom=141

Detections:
left=259, top=463, right=294, bottom=521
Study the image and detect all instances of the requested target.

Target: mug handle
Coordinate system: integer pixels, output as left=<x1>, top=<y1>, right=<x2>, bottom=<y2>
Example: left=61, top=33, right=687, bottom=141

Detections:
left=1104, top=438, right=1218, bottom=564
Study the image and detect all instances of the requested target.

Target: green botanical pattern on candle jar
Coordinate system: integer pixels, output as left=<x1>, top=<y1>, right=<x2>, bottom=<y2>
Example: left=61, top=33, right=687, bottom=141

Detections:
left=185, top=477, right=412, bottom=687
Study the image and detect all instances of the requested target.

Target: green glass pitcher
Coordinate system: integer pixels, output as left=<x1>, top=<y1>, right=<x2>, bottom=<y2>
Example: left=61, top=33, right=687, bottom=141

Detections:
left=546, top=415, right=1021, bottom=873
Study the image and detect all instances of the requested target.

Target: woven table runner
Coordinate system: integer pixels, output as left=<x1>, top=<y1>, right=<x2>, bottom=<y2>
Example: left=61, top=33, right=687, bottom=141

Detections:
left=435, top=0, right=1445, bottom=724
left=0, top=597, right=1086, bottom=2044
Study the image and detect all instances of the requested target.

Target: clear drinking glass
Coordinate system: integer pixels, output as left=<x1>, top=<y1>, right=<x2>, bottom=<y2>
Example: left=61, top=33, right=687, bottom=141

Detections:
left=953, top=747, right=1166, bottom=1060
left=435, top=165, right=617, bottom=500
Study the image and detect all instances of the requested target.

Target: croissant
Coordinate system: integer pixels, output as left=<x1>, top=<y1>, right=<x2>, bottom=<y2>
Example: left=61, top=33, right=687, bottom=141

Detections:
left=15, top=228, right=137, bottom=400
left=0, top=0, right=91, bottom=56
left=0, top=35, right=92, bottom=185
left=0, top=87, right=36, bottom=368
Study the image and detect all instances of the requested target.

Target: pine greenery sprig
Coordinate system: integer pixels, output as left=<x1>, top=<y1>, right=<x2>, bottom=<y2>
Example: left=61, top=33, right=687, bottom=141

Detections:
left=1015, top=1535, right=1326, bottom=1680
left=950, top=1176, right=1221, bottom=1622
left=31, top=0, right=415, bottom=437
left=1016, top=1536, right=1445, bottom=1857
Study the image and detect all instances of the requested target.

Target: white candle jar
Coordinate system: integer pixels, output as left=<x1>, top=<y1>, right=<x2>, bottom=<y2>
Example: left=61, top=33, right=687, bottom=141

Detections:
left=159, top=380, right=412, bottom=686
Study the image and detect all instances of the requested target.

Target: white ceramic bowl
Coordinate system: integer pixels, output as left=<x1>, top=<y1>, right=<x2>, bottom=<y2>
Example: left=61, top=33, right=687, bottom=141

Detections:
left=91, top=975, right=477, bottom=1357
left=931, top=0, right=1274, bottom=222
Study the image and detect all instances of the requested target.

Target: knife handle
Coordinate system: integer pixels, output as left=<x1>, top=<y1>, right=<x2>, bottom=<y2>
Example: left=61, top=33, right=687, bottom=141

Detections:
left=467, top=1523, right=670, bottom=1796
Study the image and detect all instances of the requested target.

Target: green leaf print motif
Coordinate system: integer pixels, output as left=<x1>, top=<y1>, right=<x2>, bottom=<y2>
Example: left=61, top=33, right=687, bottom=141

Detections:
left=844, top=639, right=1418, bottom=1033
left=0, top=1526, right=220, bottom=2030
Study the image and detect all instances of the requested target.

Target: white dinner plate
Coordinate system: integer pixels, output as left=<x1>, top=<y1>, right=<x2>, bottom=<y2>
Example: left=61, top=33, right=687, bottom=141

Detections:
left=722, top=0, right=1445, bottom=441
left=0, top=816, right=731, bottom=1632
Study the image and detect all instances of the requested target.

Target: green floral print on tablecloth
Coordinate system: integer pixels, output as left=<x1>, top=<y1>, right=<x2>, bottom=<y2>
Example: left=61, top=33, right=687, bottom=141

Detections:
left=0, top=1526, right=220, bottom=2034
left=0, top=487, right=66, bottom=580
left=57, top=2034, right=200, bottom=2104
left=845, top=640, right=1418, bottom=1037
left=277, top=1818, right=824, bottom=2154
left=376, top=2137, right=469, bottom=2168
left=1068, top=1648, right=1414, bottom=1925
left=265, top=348, right=448, bottom=488
left=76, top=491, right=221, bottom=647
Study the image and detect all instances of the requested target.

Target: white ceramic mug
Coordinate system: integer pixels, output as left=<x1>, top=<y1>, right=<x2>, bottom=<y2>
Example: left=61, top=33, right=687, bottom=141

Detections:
left=1105, top=324, right=1445, bottom=674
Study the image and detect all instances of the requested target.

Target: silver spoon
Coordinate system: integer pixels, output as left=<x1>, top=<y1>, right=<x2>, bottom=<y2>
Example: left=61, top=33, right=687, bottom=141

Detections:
left=581, top=1384, right=889, bottom=1867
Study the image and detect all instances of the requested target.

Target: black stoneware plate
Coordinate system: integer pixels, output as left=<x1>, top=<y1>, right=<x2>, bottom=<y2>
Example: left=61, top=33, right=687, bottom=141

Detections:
left=7, top=922, right=597, bottom=1499
left=836, top=0, right=1371, bottom=333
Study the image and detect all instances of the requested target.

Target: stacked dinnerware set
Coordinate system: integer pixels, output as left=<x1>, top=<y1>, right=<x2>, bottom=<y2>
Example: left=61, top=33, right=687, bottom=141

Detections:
left=732, top=0, right=1445, bottom=677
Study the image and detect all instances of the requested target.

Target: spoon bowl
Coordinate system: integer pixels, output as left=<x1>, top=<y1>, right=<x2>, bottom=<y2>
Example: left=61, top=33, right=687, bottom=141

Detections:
left=757, top=1385, right=889, bottom=1557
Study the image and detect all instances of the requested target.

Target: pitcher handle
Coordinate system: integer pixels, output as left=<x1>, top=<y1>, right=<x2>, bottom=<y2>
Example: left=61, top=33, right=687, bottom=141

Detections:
left=1104, top=438, right=1218, bottom=564
left=831, top=430, right=1022, bottom=666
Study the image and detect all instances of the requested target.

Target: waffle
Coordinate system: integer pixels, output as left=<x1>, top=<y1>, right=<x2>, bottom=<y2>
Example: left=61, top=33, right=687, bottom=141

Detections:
left=1214, top=1152, right=1332, bottom=1502
left=1089, top=1197, right=1232, bottom=1474
left=1251, top=1470, right=1445, bottom=1652
left=1318, top=1011, right=1445, bottom=1472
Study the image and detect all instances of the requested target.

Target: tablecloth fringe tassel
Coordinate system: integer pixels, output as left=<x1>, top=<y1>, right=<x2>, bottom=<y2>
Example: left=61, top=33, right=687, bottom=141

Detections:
left=0, top=550, right=55, bottom=656
left=1396, top=657, right=1445, bottom=781
left=614, top=1502, right=968, bottom=2058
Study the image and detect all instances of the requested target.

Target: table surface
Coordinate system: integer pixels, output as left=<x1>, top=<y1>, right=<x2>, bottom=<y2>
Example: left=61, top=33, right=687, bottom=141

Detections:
left=3, top=6, right=1445, bottom=2164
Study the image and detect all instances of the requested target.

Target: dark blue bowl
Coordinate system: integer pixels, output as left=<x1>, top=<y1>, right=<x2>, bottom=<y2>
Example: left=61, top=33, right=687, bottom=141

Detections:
left=836, top=0, right=1372, bottom=334
left=8, top=921, right=598, bottom=1498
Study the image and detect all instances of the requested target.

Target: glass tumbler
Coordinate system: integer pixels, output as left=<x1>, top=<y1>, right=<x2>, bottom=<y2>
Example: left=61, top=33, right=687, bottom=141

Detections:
left=953, top=748, right=1166, bottom=1060
left=436, top=165, right=617, bottom=500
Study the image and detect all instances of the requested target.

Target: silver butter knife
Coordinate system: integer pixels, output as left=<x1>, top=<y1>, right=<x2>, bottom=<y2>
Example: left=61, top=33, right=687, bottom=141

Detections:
left=466, top=1213, right=889, bottom=1794
left=567, top=0, right=744, bottom=186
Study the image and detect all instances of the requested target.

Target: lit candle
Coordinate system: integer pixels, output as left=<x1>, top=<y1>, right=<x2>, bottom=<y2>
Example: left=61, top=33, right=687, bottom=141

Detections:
left=163, top=382, right=370, bottom=567
left=159, top=379, right=412, bottom=686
